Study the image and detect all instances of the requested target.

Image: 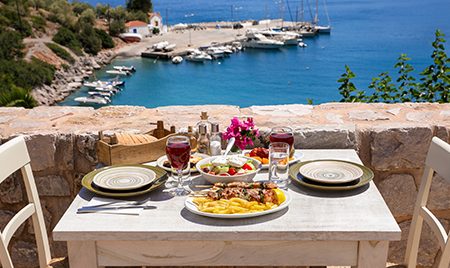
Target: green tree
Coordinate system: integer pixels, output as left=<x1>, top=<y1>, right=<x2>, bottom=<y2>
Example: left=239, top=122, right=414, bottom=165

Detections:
left=52, top=27, right=83, bottom=55
left=109, top=19, right=125, bottom=36
left=79, top=8, right=96, bottom=26
left=338, top=65, right=364, bottom=102
left=0, top=85, right=37, bottom=108
left=394, top=54, right=417, bottom=102
left=95, top=28, right=114, bottom=49
left=126, top=0, right=153, bottom=13
left=72, top=1, right=93, bottom=15
left=418, top=30, right=450, bottom=102
left=78, top=23, right=101, bottom=55
left=126, top=10, right=149, bottom=23
left=0, top=29, right=25, bottom=60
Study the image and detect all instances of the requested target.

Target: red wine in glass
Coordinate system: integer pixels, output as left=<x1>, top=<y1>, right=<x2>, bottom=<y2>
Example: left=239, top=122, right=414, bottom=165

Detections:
left=269, top=127, right=294, bottom=157
left=166, top=136, right=191, bottom=196
left=166, top=142, right=190, bottom=170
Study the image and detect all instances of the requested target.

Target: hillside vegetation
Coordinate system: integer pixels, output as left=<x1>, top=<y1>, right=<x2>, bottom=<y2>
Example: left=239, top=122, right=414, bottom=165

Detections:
left=0, top=0, right=152, bottom=108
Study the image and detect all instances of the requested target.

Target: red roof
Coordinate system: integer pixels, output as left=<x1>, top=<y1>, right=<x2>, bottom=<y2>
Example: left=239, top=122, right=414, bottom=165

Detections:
left=125, top=21, right=148, bottom=28
left=148, top=12, right=162, bottom=18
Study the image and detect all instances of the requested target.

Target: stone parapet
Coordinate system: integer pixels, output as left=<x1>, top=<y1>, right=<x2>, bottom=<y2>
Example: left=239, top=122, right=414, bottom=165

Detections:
left=0, top=103, right=450, bottom=267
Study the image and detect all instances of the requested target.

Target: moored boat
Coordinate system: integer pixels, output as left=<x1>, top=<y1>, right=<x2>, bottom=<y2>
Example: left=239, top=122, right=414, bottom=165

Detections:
left=74, top=96, right=110, bottom=105
left=243, top=33, right=284, bottom=49
left=113, top=65, right=136, bottom=72
left=106, top=70, right=131, bottom=76
left=119, top=33, right=143, bottom=43
left=172, top=56, right=183, bottom=64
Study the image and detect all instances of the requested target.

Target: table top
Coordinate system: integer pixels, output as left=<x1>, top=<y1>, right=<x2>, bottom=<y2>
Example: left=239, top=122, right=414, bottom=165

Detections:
left=53, top=149, right=401, bottom=242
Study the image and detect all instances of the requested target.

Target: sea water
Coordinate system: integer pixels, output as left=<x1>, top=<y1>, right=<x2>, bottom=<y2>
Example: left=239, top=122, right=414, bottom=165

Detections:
left=61, top=0, right=450, bottom=107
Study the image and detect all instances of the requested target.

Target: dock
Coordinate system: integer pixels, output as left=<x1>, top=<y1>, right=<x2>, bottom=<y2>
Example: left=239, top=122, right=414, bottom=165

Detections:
left=135, top=20, right=312, bottom=60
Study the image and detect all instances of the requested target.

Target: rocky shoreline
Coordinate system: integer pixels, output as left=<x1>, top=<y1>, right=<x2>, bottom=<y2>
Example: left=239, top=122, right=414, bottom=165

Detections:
left=31, top=49, right=117, bottom=106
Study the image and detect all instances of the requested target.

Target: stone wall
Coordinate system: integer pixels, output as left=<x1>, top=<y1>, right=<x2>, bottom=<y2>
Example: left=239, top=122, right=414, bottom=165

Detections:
left=1, top=103, right=450, bottom=267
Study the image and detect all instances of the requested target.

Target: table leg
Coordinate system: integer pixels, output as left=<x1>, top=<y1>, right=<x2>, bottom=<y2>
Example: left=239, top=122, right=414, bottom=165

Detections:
left=355, top=241, right=389, bottom=268
left=68, top=241, right=101, bottom=268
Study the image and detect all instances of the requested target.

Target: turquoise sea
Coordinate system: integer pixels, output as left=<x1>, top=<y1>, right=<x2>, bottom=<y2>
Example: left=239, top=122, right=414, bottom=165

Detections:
left=61, top=0, right=450, bottom=107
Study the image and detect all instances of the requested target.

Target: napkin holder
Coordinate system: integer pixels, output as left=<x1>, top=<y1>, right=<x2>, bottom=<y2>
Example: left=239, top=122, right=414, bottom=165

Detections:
left=96, top=121, right=197, bottom=165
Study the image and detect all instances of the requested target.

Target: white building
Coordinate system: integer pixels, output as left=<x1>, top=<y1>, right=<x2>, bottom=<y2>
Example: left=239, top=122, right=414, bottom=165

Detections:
left=148, top=12, right=163, bottom=30
left=125, top=20, right=150, bottom=37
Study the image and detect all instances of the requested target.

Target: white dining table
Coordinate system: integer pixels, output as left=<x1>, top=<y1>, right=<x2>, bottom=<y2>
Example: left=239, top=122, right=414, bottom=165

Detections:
left=53, top=149, right=401, bottom=268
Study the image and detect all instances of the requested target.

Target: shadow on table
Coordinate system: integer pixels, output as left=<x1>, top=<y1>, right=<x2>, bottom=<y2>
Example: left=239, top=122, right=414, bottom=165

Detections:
left=78, top=187, right=175, bottom=202
left=288, top=181, right=370, bottom=198
left=180, top=207, right=288, bottom=226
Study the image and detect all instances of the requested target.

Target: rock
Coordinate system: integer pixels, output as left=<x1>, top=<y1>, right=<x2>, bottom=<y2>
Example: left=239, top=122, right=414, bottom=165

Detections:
left=35, top=175, right=71, bottom=197
left=248, top=104, right=313, bottom=117
left=387, top=108, right=401, bottom=116
left=378, top=174, right=417, bottom=217
left=0, top=175, right=23, bottom=204
left=11, top=240, right=39, bottom=268
left=325, top=113, right=344, bottom=124
left=428, top=174, right=450, bottom=211
left=406, top=112, right=434, bottom=122
left=55, top=134, right=74, bottom=170
left=25, top=134, right=56, bottom=172
left=348, top=110, right=389, bottom=121
left=371, top=126, right=433, bottom=170
left=388, top=220, right=450, bottom=266
left=295, top=125, right=356, bottom=149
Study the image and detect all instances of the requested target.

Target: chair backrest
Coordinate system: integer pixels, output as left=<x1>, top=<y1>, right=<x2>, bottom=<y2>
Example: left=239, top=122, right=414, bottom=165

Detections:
left=0, top=136, right=51, bottom=268
left=404, top=137, right=450, bottom=268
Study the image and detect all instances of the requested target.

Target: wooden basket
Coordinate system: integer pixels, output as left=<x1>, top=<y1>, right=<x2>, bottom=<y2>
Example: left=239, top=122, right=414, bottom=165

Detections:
left=96, top=121, right=197, bottom=165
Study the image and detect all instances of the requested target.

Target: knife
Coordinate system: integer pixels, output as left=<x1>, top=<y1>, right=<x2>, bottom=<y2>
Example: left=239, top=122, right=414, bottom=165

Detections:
left=77, top=205, right=157, bottom=213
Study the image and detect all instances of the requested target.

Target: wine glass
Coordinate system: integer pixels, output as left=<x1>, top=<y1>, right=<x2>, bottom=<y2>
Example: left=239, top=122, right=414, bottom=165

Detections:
left=166, top=135, right=191, bottom=196
left=269, top=127, right=294, bottom=157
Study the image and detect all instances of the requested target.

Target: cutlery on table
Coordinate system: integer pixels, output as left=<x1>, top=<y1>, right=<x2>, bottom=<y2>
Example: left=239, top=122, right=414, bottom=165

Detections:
left=77, top=205, right=157, bottom=213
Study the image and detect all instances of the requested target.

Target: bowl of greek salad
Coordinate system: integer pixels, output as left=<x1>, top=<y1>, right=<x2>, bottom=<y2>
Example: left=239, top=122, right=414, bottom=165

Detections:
left=196, top=155, right=262, bottom=184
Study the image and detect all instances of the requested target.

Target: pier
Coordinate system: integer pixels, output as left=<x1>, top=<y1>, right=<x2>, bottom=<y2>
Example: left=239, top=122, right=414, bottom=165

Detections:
left=124, top=20, right=313, bottom=60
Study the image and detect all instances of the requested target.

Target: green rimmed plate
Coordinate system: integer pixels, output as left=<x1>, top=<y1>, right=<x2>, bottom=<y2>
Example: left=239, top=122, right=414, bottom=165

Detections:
left=81, top=165, right=168, bottom=197
left=289, top=160, right=374, bottom=191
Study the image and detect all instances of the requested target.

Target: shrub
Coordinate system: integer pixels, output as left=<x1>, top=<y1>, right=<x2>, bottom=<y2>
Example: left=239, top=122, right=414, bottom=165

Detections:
left=52, top=27, right=83, bottom=55
left=95, top=28, right=115, bottom=49
left=31, top=15, right=46, bottom=31
left=0, top=29, right=24, bottom=60
left=109, top=19, right=125, bottom=36
left=78, top=8, right=96, bottom=26
left=152, top=27, right=160, bottom=35
left=72, top=2, right=94, bottom=15
left=46, top=43, right=75, bottom=63
left=126, top=0, right=153, bottom=13
left=78, top=23, right=102, bottom=55
left=126, top=10, right=148, bottom=23
left=0, top=84, right=37, bottom=108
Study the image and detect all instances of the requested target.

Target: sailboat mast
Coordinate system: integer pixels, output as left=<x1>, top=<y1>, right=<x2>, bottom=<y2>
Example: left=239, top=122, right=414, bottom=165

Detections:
left=314, top=0, right=318, bottom=25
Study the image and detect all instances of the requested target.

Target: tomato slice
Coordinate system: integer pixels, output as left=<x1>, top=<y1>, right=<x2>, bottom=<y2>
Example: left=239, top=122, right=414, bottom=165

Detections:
left=228, top=167, right=237, bottom=176
left=242, top=163, right=253, bottom=170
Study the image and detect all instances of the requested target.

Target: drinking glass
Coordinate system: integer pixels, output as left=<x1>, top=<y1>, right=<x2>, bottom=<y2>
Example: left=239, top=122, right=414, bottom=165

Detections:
left=268, top=142, right=290, bottom=189
left=166, top=135, right=191, bottom=196
left=269, top=126, right=294, bottom=157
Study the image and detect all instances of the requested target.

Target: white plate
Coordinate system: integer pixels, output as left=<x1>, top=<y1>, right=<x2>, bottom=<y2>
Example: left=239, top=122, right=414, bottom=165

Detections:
left=242, top=150, right=304, bottom=169
left=299, top=160, right=364, bottom=184
left=157, top=153, right=209, bottom=173
left=92, top=166, right=156, bottom=191
left=185, top=189, right=291, bottom=219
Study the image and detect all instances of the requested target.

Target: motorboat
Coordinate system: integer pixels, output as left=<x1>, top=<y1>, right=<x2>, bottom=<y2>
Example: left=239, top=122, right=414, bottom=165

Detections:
left=153, top=41, right=169, bottom=51
left=92, top=86, right=120, bottom=93
left=88, top=91, right=113, bottom=98
left=298, top=42, right=308, bottom=47
left=243, top=33, right=284, bottom=49
left=119, top=33, right=142, bottom=43
left=258, top=29, right=301, bottom=45
left=83, top=80, right=124, bottom=88
left=74, top=96, right=110, bottom=105
left=315, top=25, right=331, bottom=33
left=113, top=65, right=136, bottom=72
left=172, top=56, right=183, bottom=64
left=164, top=43, right=177, bottom=52
left=106, top=70, right=131, bottom=76
left=206, top=47, right=225, bottom=59
left=216, top=46, right=233, bottom=55
left=231, top=42, right=243, bottom=51
left=186, top=50, right=212, bottom=62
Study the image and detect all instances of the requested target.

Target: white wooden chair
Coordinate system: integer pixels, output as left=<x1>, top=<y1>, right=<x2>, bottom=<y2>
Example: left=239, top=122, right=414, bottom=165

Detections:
left=0, top=136, right=51, bottom=268
left=404, top=137, right=450, bottom=268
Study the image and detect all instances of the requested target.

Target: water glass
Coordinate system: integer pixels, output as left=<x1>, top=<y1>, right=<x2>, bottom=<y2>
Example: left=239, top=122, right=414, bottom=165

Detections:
left=268, top=142, right=290, bottom=189
left=166, top=135, right=191, bottom=196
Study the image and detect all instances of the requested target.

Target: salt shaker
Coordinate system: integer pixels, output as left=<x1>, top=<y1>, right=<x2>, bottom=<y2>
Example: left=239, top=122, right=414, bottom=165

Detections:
left=209, top=123, right=222, bottom=156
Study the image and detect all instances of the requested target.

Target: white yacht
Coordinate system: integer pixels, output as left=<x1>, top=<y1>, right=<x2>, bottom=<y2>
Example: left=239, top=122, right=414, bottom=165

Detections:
left=83, top=80, right=124, bottom=88
left=88, top=91, right=113, bottom=98
left=253, top=29, right=301, bottom=45
left=172, top=56, right=183, bottom=64
left=164, top=43, right=177, bottom=52
left=186, top=50, right=212, bottom=62
left=243, top=33, right=284, bottom=49
left=74, top=96, right=110, bottom=105
left=113, top=65, right=135, bottom=72
left=153, top=41, right=169, bottom=51
left=106, top=70, right=131, bottom=76
left=206, top=47, right=225, bottom=59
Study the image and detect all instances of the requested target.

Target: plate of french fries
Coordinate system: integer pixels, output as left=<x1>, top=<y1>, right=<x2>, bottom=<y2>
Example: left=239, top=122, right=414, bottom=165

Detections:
left=185, top=182, right=291, bottom=218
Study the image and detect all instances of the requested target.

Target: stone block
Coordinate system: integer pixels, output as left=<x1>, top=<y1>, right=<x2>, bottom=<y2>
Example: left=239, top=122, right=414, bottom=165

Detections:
left=25, top=134, right=56, bottom=172
left=371, top=126, right=433, bottom=170
left=55, top=134, right=74, bottom=171
left=388, top=219, right=449, bottom=266
left=35, top=175, right=71, bottom=197
left=428, top=174, right=450, bottom=211
left=378, top=174, right=417, bottom=217
left=11, top=240, right=39, bottom=268
left=294, top=125, right=356, bottom=149
left=0, top=175, right=23, bottom=204
left=348, top=110, right=389, bottom=121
